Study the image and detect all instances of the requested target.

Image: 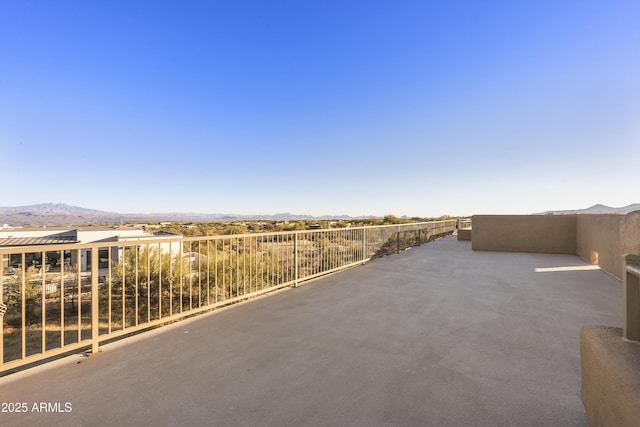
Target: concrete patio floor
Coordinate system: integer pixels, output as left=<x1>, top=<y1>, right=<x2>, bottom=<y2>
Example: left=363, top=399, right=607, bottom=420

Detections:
left=0, top=236, right=622, bottom=426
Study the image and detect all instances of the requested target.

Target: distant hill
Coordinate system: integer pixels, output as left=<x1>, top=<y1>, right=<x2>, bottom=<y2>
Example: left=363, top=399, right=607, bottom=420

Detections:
left=538, top=203, right=640, bottom=215
left=0, top=203, right=358, bottom=227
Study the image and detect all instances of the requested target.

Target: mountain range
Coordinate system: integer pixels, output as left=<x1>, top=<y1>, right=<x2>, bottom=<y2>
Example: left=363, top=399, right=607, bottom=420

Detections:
left=0, top=203, right=359, bottom=227
left=538, top=203, right=640, bottom=215
left=1, top=202, right=639, bottom=227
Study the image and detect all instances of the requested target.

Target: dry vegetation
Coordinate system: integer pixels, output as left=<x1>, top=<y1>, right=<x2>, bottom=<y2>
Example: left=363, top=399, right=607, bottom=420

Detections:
left=2, top=219, right=457, bottom=366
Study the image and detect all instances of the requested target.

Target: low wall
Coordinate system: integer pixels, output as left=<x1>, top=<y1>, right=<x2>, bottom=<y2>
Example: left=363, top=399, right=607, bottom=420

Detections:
left=581, top=326, right=640, bottom=427
left=576, top=213, right=640, bottom=280
left=470, top=213, right=640, bottom=423
left=471, top=212, right=640, bottom=279
left=620, top=213, right=640, bottom=273
left=471, top=215, right=577, bottom=254
left=576, top=215, right=624, bottom=280
left=470, top=213, right=640, bottom=424
left=457, top=229, right=472, bottom=241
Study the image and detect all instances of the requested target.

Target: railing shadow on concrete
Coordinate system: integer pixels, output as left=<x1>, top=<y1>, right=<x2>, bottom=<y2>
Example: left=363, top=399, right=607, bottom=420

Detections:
left=0, top=220, right=457, bottom=375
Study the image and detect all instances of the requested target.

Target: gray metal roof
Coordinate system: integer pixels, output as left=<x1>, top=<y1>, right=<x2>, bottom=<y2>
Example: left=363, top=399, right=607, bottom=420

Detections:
left=0, top=236, right=79, bottom=247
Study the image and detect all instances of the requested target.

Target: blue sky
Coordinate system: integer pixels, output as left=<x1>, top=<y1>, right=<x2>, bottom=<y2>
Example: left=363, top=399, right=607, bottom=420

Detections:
left=1, top=1, right=639, bottom=217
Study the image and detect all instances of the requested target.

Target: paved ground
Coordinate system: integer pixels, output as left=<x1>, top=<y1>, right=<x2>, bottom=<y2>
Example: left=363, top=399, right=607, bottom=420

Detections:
left=0, top=237, right=622, bottom=426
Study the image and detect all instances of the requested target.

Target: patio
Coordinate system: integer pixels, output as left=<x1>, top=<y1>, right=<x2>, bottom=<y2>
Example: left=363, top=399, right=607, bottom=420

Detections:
left=0, top=236, right=621, bottom=426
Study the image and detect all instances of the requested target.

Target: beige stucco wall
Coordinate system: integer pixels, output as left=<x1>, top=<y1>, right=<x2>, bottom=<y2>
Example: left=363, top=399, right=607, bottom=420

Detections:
left=471, top=214, right=577, bottom=254
left=457, top=229, right=472, bottom=241
left=576, top=215, right=625, bottom=280
left=575, top=212, right=640, bottom=280
left=579, top=213, right=640, bottom=424
left=581, top=326, right=640, bottom=427
left=471, top=212, right=640, bottom=280
left=621, top=212, right=640, bottom=261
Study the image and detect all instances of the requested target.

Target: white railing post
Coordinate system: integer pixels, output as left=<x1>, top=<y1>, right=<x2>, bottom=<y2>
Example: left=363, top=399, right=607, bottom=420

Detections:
left=91, top=246, right=100, bottom=355
left=294, top=232, right=299, bottom=287
left=362, top=226, right=367, bottom=263
left=623, top=254, right=640, bottom=341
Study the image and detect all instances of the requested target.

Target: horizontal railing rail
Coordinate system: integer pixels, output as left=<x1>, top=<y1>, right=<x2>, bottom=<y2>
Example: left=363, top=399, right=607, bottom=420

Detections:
left=0, top=220, right=456, bottom=374
left=458, top=218, right=472, bottom=230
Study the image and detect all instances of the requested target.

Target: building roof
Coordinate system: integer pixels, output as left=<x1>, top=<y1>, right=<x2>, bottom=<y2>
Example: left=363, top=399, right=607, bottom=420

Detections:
left=0, top=235, right=79, bottom=247
left=0, top=229, right=181, bottom=248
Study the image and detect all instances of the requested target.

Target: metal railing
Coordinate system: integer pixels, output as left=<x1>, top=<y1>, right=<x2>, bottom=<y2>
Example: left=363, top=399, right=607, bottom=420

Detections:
left=458, top=217, right=472, bottom=230
left=0, top=220, right=456, bottom=373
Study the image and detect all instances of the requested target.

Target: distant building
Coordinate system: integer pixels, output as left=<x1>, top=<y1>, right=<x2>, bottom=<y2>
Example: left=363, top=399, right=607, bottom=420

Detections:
left=0, top=227, right=182, bottom=273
